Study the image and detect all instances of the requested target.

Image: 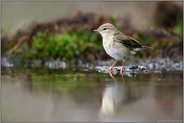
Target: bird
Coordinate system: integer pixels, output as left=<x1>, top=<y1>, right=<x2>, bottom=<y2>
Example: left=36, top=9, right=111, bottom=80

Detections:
left=94, top=23, right=150, bottom=74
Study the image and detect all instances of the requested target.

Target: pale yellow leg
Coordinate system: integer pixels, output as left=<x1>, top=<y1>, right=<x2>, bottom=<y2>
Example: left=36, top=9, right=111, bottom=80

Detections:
left=120, top=60, right=126, bottom=75
left=108, top=60, right=118, bottom=72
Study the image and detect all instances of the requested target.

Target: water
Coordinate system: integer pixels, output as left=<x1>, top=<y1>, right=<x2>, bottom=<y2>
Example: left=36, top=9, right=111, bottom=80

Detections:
left=2, top=68, right=183, bottom=122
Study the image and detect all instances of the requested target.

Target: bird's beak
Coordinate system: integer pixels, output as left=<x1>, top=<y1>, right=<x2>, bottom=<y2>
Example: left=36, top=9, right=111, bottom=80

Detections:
left=93, top=29, right=98, bottom=32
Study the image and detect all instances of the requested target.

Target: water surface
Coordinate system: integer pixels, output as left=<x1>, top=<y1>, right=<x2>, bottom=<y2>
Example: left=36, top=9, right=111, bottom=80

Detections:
left=2, top=68, right=183, bottom=122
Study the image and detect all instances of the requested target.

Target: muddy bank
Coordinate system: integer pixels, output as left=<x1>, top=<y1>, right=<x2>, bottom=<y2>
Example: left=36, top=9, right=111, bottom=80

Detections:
left=2, top=57, right=182, bottom=76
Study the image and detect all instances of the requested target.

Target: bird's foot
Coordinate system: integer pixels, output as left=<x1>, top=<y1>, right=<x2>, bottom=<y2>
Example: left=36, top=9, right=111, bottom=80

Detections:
left=108, top=67, right=113, bottom=73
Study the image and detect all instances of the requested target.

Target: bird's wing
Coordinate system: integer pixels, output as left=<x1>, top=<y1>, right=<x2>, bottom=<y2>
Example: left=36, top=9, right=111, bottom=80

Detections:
left=114, top=32, right=142, bottom=49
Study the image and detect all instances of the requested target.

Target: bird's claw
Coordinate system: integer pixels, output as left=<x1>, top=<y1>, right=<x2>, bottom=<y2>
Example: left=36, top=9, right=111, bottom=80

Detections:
left=108, top=67, right=113, bottom=73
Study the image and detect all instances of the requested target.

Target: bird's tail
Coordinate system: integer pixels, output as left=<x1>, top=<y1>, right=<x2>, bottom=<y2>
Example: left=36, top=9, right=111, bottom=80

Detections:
left=131, top=46, right=152, bottom=55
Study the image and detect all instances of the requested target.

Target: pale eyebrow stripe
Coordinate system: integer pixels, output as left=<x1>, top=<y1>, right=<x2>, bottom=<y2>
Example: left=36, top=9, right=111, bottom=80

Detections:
left=102, top=26, right=111, bottom=29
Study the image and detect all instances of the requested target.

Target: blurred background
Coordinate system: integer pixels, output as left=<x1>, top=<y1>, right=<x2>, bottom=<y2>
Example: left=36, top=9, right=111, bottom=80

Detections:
left=1, top=2, right=183, bottom=122
left=1, top=1, right=183, bottom=67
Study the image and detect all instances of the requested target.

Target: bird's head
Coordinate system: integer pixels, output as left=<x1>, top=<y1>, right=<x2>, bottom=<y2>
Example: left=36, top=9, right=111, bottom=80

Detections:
left=94, top=23, right=119, bottom=38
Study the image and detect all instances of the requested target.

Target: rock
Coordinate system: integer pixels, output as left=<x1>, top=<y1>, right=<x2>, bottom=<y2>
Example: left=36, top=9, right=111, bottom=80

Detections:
left=1, top=57, right=14, bottom=67
left=144, top=58, right=183, bottom=71
left=96, top=65, right=150, bottom=77
left=96, top=58, right=183, bottom=77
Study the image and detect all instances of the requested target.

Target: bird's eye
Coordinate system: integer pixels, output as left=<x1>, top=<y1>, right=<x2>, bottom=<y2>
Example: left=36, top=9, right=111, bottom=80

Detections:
left=103, top=28, right=107, bottom=30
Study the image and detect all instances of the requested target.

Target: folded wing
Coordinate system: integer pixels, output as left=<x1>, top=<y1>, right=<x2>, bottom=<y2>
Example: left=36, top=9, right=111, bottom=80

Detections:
left=114, top=32, right=142, bottom=49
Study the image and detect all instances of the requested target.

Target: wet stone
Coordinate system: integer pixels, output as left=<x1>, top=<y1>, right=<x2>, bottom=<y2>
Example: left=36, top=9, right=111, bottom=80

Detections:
left=1, top=57, right=182, bottom=75
left=96, top=65, right=150, bottom=77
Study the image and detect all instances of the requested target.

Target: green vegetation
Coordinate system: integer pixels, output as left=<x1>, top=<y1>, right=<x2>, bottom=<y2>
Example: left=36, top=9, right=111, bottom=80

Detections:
left=21, top=26, right=102, bottom=62
left=2, top=13, right=182, bottom=65
left=19, top=20, right=182, bottom=62
left=172, top=16, right=183, bottom=37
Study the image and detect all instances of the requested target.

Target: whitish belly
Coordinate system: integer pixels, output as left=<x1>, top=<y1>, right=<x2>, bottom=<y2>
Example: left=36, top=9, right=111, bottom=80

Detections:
left=102, top=37, right=130, bottom=60
left=104, top=46, right=129, bottom=60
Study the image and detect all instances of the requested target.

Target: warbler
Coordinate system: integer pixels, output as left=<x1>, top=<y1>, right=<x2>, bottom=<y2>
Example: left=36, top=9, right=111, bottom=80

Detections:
left=94, top=23, right=150, bottom=74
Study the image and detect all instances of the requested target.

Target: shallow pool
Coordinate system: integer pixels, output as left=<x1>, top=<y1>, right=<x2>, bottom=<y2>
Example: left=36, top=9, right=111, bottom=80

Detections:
left=1, top=68, right=183, bottom=122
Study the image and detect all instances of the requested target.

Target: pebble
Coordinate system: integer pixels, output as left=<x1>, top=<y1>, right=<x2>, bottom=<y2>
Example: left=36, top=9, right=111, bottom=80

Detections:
left=1, top=57, right=182, bottom=74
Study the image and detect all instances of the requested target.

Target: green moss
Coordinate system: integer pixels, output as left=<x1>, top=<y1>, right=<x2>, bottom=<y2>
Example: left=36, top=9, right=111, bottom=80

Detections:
left=172, top=16, right=183, bottom=37
left=20, top=26, right=102, bottom=62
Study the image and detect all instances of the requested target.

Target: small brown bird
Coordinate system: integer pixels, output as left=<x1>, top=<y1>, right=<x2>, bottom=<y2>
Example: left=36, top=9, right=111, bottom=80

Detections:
left=94, top=23, right=150, bottom=74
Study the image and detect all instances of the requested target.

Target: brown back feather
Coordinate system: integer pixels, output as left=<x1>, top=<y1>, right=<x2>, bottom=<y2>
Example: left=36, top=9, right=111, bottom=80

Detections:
left=114, top=32, right=142, bottom=49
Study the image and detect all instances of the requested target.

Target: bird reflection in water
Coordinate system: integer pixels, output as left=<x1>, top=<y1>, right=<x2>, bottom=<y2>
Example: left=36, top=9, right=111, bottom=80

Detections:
left=100, top=72, right=125, bottom=117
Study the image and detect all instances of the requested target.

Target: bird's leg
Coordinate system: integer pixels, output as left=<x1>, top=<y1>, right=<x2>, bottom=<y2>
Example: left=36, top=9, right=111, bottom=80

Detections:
left=108, top=60, right=118, bottom=72
left=120, top=59, right=126, bottom=75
